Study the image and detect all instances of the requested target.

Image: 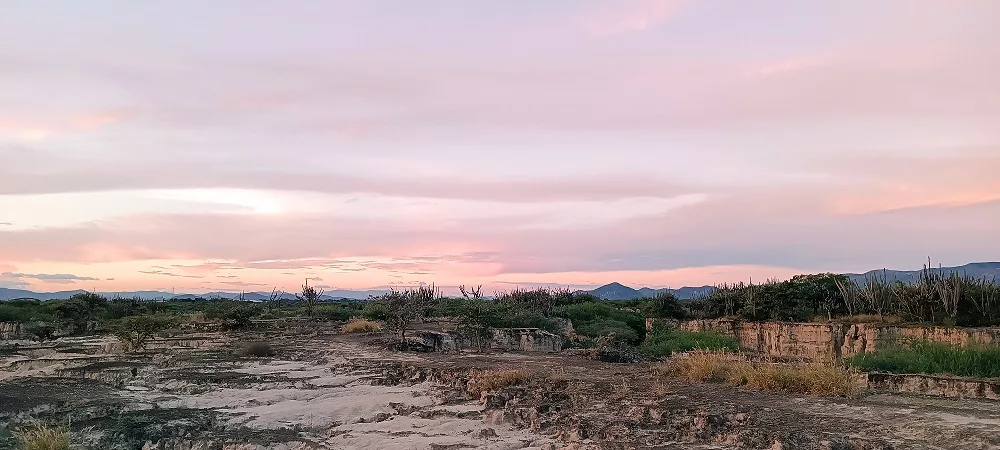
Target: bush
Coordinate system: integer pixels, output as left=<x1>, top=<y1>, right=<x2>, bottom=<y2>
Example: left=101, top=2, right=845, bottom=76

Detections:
left=202, top=301, right=259, bottom=330
left=360, top=302, right=389, bottom=322
left=313, top=304, right=357, bottom=322
left=108, top=314, right=177, bottom=351
left=239, top=341, right=276, bottom=357
left=24, top=323, right=56, bottom=342
left=848, top=340, right=1000, bottom=379
left=576, top=318, right=639, bottom=343
left=641, top=326, right=740, bottom=358
left=428, top=297, right=472, bottom=318
left=341, top=318, right=382, bottom=333
left=593, top=334, right=642, bottom=363
left=555, top=301, right=645, bottom=344
left=15, top=423, right=70, bottom=450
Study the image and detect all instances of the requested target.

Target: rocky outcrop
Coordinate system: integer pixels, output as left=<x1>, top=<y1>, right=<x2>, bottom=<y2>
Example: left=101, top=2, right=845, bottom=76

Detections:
left=866, top=372, right=1000, bottom=400
left=491, top=328, right=562, bottom=353
left=678, top=319, right=1000, bottom=362
left=0, top=322, right=23, bottom=340
left=411, top=328, right=563, bottom=353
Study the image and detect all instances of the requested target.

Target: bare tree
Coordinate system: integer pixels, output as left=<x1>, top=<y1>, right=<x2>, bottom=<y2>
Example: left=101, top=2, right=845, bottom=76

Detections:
left=297, top=280, right=324, bottom=317
left=267, top=288, right=285, bottom=313
left=459, top=284, right=484, bottom=300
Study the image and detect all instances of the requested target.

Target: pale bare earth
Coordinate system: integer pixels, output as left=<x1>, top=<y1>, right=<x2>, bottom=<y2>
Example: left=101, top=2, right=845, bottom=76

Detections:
left=2, top=325, right=1000, bottom=449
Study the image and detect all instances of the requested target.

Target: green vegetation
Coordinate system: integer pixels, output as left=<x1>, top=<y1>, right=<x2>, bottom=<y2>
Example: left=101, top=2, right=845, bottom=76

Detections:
left=641, top=325, right=739, bottom=358
left=0, top=300, right=57, bottom=323
left=375, top=284, right=438, bottom=343
left=109, top=314, right=178, bottom=351
left=684, top=261, right=1000, bottom=326
left=848, top=340, right=1000, bottom=379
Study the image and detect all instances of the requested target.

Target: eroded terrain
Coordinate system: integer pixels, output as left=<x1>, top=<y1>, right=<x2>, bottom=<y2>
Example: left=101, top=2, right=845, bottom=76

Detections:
left=2, top=324, right=1000, bottom=449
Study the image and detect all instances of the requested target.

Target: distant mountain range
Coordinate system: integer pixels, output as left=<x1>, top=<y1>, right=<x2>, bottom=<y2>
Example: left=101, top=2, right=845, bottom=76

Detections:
left=844, top=262, right=1000, bottom=284
left=581, top=282, right=715, bottom=301
left=3, top=262, right=998, bottom=302
left=0, top=287, right=387, bottom=302
left=583, top=262, right=1000, bottom=301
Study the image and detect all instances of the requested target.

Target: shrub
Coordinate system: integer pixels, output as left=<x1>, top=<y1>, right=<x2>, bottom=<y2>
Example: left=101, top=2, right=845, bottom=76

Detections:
left=341, top=318, right=382, bottom=333
left=15, top=423, right=70, bottom=450
left=108, top=314, right=177, bottom=351
left=24, top=323, right=56, bottom=342
left=641, top=326, right=739, bottom=358
left=848, top=340, right=1000, bottom=379
left=314, top=304, right=357, bottom=322
left=360, top=303, right=389, bottom=321
left=639, top=292, right=688, bottom=320
left=576, top=318, right=639, bottom=343
left=467, top=369, right=536, bottom=396
left=374, top=285, right=438, bottom=344
left=555, top=301, right=645, bottom=343
left=202, top=301, right=259, bottom=329
left=239, top=341, right=276, bottom=357
left=593, top=334, right=642, bottom=363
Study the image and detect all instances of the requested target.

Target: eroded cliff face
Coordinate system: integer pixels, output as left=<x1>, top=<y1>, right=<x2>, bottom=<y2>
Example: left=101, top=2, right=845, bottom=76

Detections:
left=677, top=319, right=1000, bottom=362
left=0, top=322, right=22, bottom=340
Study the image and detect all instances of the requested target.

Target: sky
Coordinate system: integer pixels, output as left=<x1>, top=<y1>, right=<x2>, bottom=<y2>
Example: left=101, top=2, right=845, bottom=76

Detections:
left=2, top=0, right=1000, bottom=295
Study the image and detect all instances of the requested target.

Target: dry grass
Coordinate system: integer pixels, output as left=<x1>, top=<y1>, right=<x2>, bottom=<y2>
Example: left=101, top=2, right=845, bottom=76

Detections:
left=736, top=363, right=859, bottom=397
left=341, top=318, right=382, bottom=333
left=547, top=366, right=570, bottom=382
left=467, top=369, right=536, bottom=397
left=609, top=376, right=632, bottom=401
left=15, top=423, right=70, bottom=450
left=659, top=351, right=859, bottom=397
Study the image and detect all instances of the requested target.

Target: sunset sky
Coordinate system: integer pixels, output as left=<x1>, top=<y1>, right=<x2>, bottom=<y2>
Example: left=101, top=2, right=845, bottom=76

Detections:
left=2, top=0, right=999, bottom=295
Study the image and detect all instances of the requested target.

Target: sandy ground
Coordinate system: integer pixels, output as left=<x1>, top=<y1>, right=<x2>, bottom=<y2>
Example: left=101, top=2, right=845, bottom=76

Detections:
left=3, top=326, right=1000, bottom=449
left=1, top=330, right=559, bottom=449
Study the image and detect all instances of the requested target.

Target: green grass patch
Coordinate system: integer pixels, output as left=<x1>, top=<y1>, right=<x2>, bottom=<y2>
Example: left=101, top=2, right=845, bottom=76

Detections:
left=848, top=340, right=1000, bottom=379
left=641, top=326, right=740, bottom=358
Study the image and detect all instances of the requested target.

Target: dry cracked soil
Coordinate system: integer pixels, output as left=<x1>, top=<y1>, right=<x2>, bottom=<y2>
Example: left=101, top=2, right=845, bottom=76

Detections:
left=2, top=324, right=1000, bottom=450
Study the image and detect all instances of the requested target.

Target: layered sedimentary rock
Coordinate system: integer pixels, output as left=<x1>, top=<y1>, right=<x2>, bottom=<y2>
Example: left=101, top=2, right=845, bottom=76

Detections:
left=0, top=322, right=22, bottom=340
left=413, top=328, right=563, bottom=353
left=677, top=319, right=1000, bottom=362
left=866, top=372, right=1000, bottom=400
left=491, top=328, right=562, bottom=352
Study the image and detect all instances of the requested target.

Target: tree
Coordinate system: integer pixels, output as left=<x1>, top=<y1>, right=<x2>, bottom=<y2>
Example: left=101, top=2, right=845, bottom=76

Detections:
left=641, top=292, right=687, bottom=320
left=297, top=281, right=324, bottom=318
left=458, top=284, right=483, bottom=300
left=457, top=301, right=500, bottom=350
left=267, top=288, right=285, bottom=313
left=109, top=314, right=177, bottom=351
left=375, top=284, right=437, bottom=346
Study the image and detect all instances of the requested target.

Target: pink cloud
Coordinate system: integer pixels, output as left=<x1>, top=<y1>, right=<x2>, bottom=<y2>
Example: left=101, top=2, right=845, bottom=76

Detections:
left=750, top=55, right=831, bottom=78
left=578, top=0, right=686, bottom=37
left=0, top=108, right=137, bottom=141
